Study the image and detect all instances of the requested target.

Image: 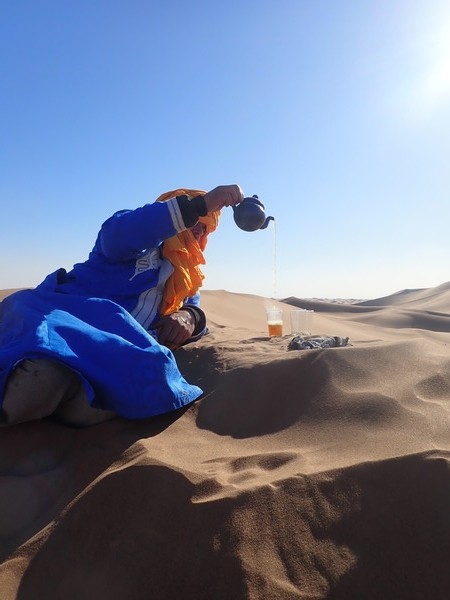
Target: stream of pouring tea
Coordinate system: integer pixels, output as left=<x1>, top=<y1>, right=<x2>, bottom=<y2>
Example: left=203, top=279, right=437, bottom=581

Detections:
left=272, top=219, right=277, bottom=299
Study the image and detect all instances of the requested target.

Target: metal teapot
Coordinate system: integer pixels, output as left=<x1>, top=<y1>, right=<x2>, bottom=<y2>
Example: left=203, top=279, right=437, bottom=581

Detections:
left=232, top=195, right=274, bottom=232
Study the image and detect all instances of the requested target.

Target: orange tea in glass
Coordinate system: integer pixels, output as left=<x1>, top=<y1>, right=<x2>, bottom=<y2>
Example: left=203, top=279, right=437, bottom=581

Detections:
left=266, top=309, right=283, bottom=337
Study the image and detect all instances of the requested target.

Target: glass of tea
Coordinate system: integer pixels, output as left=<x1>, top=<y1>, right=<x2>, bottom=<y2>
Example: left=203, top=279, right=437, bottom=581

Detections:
left=266, top=309, right=283, bottom=337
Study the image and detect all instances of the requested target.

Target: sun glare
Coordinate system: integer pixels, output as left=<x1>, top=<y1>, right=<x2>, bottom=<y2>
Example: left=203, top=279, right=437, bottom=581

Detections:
left=417, top=15, right=450, bottom=111
left=386, top=4, right=450, bottom=124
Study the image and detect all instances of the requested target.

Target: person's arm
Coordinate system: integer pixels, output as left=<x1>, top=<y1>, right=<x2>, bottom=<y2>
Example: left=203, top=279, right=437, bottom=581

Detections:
left=152, top=300, right=207, bottom=349
left=98, top=185, right=243, bottom=263
left=97, top=197, right=200, bottom=263
left=179, top=302, right=207, bottom=341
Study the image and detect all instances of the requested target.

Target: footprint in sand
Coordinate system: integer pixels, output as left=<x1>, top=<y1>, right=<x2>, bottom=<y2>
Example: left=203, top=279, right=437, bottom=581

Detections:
left=193, top=452, right=300, bottom=502
left=414, top=371, right=450, bottom=405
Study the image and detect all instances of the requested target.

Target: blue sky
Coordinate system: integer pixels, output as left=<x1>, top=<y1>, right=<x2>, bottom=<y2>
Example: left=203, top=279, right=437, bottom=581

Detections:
left=1, top=0, right=449, bottom=300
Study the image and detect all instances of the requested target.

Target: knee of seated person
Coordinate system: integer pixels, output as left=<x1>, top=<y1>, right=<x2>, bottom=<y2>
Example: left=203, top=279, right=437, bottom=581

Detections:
left=0, top=358, right=95, bottom=427
left=52, top=396, right=117, bottom=427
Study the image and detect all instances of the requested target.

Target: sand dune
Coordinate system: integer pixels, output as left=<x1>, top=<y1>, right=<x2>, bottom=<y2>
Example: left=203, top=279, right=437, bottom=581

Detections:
left=357, top=281, right=450, bottom=310
left=1, top=283, right=449, bottom=599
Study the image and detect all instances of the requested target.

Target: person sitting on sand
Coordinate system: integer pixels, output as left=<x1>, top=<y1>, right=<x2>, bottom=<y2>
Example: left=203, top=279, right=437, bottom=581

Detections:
left=0, top=184, right=243, bottom=427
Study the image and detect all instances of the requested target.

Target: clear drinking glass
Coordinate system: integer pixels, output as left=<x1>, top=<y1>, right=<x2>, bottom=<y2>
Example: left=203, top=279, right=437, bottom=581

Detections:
left=290, top=309, right=313, bottom=335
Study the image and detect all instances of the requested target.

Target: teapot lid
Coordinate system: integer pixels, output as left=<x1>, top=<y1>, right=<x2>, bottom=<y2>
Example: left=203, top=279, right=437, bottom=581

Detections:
left=243, top=194, right=264, bottom=208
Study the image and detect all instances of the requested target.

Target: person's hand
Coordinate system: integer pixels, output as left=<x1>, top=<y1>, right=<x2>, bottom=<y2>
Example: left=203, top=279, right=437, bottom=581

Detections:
left=152, top=311, right=196, bottom=350
left=203, top=184, right=244, bottom=213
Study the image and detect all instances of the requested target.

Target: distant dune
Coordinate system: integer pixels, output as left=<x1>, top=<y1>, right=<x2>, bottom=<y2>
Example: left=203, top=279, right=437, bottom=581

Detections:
left=0, top=289, right=23, bottom=302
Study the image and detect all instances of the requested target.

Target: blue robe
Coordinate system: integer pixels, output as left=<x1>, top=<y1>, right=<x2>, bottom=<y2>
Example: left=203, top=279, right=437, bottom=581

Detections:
left=0, top=271, right=202, bottom=418
left=0, top=197, right=204, bottom=419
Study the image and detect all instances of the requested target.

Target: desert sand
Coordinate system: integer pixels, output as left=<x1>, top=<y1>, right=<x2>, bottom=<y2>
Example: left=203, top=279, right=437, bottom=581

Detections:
left=0, top=283, right=449, bottom=599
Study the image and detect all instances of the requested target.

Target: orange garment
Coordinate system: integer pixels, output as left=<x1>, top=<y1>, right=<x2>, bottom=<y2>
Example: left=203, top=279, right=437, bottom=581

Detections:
left=156, top=189, right=220, bottom=316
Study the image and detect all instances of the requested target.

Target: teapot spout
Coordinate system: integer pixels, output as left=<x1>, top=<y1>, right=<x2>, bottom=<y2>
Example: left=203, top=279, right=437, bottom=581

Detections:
left=260, top=216, right=275, bottom=230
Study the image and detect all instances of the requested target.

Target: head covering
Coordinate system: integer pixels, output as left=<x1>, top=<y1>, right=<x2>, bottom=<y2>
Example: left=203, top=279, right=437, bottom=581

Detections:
left=155, top=188, right=221, bottom=316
